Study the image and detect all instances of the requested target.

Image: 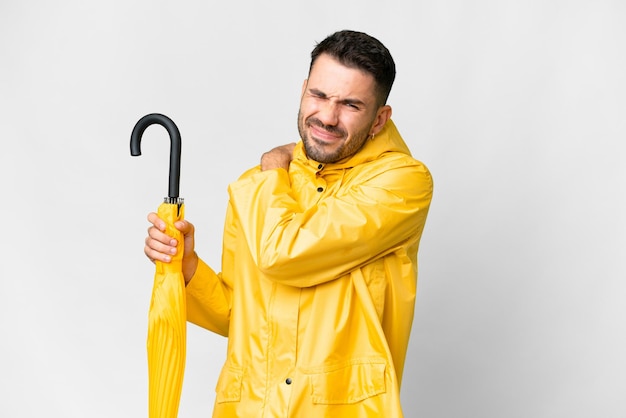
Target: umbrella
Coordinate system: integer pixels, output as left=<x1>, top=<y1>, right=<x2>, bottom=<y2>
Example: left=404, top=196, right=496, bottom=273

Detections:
left=130, top=113, right=186, bottom=418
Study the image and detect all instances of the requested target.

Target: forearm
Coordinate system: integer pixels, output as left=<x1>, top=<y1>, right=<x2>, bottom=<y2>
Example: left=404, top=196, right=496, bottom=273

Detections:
left=186, top=258, right=231, bottom=336
left=182, top=251, right=199, bottom=285
left=228, top=163, right=433, bottom=287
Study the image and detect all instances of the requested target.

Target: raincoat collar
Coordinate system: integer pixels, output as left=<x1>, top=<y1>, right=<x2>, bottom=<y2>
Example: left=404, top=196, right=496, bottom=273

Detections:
left=294, top=119, right=411, bottom=170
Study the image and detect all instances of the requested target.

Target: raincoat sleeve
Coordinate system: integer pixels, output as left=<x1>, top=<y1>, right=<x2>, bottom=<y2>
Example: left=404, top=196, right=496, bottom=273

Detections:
left=185, top=258, right=231, bottom=336
left=228, top=159, right=433, bottom=288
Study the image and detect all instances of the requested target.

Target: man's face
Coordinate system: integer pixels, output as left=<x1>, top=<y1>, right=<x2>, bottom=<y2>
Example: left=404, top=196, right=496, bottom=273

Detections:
left=297, top=54, right=390, bottom=163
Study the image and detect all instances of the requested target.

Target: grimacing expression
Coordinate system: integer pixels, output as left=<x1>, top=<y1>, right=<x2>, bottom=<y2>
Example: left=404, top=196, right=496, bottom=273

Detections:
left=297, top=54, right=391, bottom=163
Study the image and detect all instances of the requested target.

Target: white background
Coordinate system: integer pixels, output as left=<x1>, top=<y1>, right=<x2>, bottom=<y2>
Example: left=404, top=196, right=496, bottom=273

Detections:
left=1, top=1, right=624, bottom=417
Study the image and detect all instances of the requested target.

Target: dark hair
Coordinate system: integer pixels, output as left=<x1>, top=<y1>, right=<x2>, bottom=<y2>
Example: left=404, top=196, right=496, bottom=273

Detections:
left=309, top=30, right=396, bottom=106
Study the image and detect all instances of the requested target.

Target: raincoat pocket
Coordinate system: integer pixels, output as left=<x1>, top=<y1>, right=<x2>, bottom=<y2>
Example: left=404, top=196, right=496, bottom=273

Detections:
left=215, top=366, right=243, bottom=403
left=307, top=358, right=387, bottom=404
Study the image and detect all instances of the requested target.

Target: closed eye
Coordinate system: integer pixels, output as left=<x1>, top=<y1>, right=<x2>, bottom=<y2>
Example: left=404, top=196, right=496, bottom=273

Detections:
left=307, top=88, right=365, bottom=110
left=342, top=100, right=364, bottom=111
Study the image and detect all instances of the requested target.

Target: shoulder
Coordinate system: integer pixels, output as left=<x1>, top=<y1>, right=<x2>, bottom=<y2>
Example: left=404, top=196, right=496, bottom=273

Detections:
left=352, top=151, right=433, bottom=190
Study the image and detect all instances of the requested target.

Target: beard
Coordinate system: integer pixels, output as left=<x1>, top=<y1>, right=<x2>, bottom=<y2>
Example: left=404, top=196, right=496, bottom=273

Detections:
left=297, top=110, right=373, bottom=164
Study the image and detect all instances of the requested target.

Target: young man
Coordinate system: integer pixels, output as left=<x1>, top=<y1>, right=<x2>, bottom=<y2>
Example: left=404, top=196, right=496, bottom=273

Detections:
left=145, top=30, right=433, bottom=417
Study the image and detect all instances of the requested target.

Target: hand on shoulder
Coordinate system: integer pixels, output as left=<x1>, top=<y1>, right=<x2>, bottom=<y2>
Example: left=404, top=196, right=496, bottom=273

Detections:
left=261, top=143, right=296, bottom=171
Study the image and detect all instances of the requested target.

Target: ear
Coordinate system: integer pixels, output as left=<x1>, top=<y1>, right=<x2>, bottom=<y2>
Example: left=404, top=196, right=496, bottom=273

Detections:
left=370, top=105, right=392, bottom=136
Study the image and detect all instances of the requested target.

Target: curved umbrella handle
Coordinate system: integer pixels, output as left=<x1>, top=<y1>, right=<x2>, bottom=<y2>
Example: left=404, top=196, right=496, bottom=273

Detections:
left=130, top=113, right=182, bottom=200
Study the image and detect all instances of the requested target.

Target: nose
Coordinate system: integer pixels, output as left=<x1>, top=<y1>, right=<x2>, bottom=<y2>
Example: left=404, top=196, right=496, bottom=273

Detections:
left=316, top=100, right=339, bottom=126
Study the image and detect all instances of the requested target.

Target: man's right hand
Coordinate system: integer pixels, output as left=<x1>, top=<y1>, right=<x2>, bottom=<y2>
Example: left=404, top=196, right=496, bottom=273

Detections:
left=260, top=143, right=296, bottom=171
left=145, top=212, right=199, bottom=284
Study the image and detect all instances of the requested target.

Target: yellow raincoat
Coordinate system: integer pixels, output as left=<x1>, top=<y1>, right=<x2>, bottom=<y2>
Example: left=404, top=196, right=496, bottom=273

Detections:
left=186, top=120, right=433, bottom=417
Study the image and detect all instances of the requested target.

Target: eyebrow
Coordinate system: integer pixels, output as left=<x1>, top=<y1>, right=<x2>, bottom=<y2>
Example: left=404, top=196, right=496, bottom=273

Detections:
left=309, top=88, right=367, bottom=108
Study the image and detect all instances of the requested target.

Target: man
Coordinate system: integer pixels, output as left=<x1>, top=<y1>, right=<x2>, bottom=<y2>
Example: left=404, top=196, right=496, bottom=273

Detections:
left=145, top=30, right=433, bottom=417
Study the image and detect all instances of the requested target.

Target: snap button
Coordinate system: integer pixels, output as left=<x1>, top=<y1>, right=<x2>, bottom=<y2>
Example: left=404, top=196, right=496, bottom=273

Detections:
left=316, top=187, right=323, bottom=193
left=285, top=378, right=293, bottom=385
